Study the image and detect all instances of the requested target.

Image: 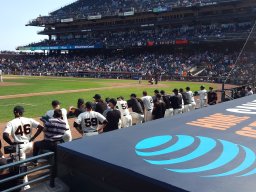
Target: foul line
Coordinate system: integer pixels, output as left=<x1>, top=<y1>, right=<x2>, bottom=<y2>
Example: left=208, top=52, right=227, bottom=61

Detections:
left=0, top=103, right=37, bottom=107
left=0, top=84, right=142, bottom=100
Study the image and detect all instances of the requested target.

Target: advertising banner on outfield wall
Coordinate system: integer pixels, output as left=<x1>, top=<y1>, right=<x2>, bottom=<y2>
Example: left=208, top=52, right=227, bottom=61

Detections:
left=18, top=44, right=103, bottom=51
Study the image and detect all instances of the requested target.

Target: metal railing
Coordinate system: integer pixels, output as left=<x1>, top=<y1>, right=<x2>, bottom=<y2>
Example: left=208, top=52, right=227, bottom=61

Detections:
left=0, top=152, right=55, bottom=192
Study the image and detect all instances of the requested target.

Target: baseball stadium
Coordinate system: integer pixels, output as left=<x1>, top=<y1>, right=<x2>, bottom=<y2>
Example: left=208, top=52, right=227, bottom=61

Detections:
left=1, top=0, right=256, bottom=191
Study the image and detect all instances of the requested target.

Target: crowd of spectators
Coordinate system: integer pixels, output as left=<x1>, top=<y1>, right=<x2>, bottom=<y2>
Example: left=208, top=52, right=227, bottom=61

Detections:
left=27, top=22, right=252, bottom=48
left=48, top=0, right=229, bottom=20
left=29, top=0, right=237, bottom=25
left=0, top=50, right=255, bottom=82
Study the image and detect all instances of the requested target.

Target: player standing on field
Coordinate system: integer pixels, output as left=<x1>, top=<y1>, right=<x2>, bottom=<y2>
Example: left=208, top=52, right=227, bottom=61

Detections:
left=3, top=106, right=44, bottom=190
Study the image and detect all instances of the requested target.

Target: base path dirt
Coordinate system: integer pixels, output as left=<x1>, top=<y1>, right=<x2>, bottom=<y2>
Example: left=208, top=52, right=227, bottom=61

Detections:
left=0, top=82, right=26, bottom=87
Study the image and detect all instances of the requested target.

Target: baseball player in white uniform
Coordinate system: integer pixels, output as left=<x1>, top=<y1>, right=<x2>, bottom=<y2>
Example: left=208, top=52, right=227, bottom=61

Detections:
left=44, top=100, right=72, bottom=142
left=0, top=69, right=3, bottom=82
left=116, top=96, right=132, bottom=128
left=186, top=87, right=196, bottom=111
left=198, top=85, right=208, bottom=108
left=141, top=91, right=153, bottom=122
left=74, top=102, right=108, bottom=136
left=3, top=106, right=44, bottom=190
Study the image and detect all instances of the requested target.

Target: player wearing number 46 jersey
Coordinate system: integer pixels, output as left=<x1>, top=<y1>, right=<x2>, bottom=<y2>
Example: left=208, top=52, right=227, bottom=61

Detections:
left=3, top=106, right=44, bottom=190
left=3, top=106, right=44, bottom=157
left=74, top=102, right=108, bottom=136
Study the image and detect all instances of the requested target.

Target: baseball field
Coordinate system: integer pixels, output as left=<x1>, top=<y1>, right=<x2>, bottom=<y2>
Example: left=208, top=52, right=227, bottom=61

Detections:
left=0, top=75, right=217, bottom=123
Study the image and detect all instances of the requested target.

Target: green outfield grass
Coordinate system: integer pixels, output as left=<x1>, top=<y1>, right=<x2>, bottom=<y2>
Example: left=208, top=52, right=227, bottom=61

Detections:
left=0, top=76, right=217, bottom=123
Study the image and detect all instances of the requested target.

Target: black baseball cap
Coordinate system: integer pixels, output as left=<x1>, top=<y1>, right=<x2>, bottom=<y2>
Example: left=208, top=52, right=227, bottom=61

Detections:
left=209, top=87, right=213, bottom=90
left=173, top=88, right=178, bottom=93
left=108, top=98, right=117, bottom=106
left=85, top=101, right=93, bottom=109
left=13, top=106, right=24, bottom=114
left=130, top=93, right=137, bottom=97
left=200, top=85, right=205, bottom=89
left=93, top=94, right=101, bottom=100
left=186, top=86, right=190, bottom=91
left=52, top=100, right=60, bottom=106
left=77, top=98, right=84, bottom=105
left=154, top=89, right=159, bottom=94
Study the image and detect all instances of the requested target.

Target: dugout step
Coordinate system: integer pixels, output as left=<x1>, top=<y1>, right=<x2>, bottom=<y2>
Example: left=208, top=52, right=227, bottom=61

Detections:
left=26, top=178, right=69, bottom=192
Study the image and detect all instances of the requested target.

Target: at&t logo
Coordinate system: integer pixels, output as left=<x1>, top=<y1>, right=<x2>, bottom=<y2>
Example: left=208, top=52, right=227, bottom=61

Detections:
left=135, top=135, right=256, bottom=177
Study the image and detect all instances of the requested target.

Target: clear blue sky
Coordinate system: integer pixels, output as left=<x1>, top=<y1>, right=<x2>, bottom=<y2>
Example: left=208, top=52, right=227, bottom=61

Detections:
left=0, top=0, right=75, bottom=51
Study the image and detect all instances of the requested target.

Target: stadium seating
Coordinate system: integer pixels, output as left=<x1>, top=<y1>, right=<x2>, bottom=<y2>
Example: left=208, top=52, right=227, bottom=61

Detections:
left=26, top=22, right=252, bottom=48
left=0, top=50, right=253, bottom=81
left=49, top=0, right=231, bottom=19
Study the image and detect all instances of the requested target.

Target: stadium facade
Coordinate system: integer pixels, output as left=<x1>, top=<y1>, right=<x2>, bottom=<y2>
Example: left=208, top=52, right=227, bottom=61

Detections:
left=17, top=0, right=256, bottom=52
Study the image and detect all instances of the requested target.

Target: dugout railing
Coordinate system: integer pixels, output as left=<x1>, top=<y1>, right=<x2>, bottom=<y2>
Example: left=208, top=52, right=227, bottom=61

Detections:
left=0, top=152, right=55, bottom=192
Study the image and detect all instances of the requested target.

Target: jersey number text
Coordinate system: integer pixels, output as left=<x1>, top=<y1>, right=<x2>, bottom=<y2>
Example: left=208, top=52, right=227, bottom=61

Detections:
left=15, top=124, right=31, bottom=136
left=84, top=118, right=98, bottom=127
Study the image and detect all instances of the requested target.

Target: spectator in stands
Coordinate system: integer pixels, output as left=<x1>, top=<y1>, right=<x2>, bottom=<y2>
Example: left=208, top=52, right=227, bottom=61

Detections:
left=207, top=87, right=218, bottom=105
left=103, top=98, right=121, bottom=132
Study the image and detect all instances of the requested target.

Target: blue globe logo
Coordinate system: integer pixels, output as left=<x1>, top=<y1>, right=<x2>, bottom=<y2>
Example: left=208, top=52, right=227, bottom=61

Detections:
left=135, top=135, right=256, bottom=177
